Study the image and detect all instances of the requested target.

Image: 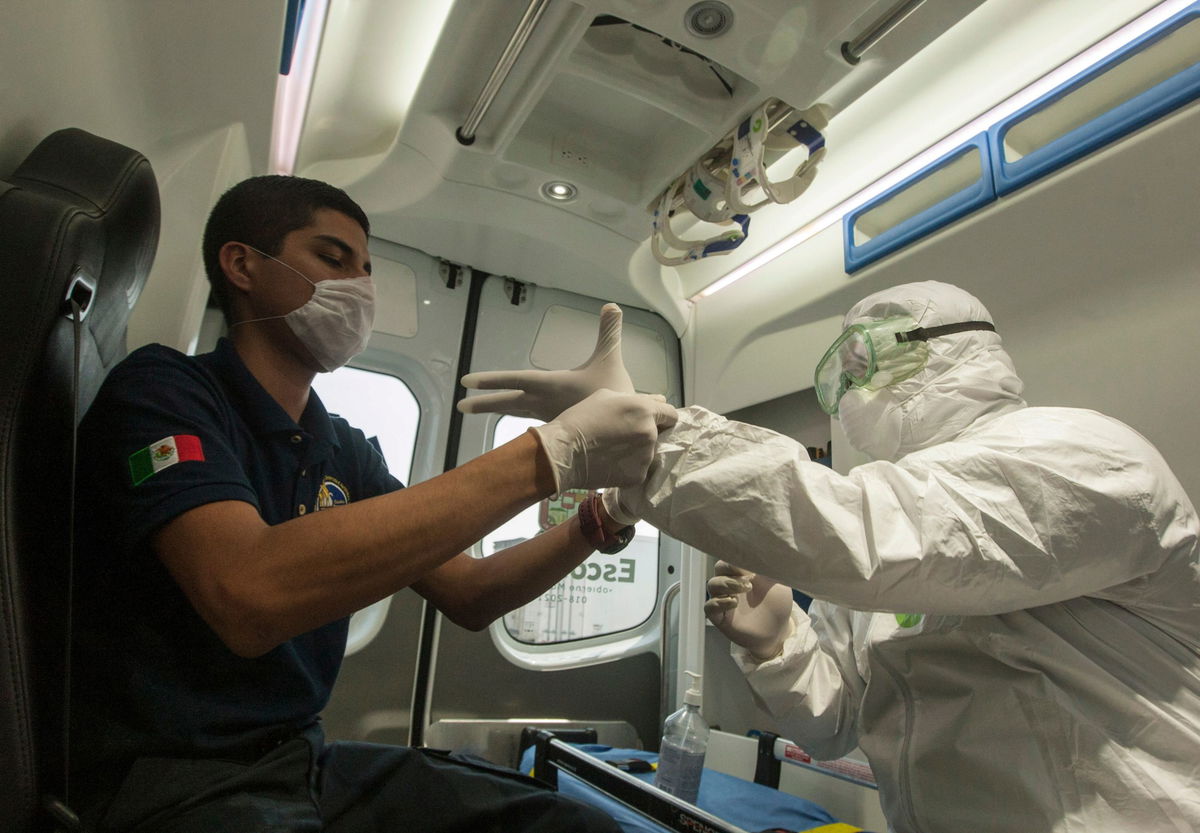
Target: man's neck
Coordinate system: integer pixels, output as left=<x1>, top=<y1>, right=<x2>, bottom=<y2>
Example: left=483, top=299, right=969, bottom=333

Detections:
left=229, top=328, right=315, bottom=423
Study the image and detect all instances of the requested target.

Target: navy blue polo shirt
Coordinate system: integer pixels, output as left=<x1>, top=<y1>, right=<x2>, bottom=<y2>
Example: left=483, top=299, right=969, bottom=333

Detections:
left=72, top=338, right=402, bottom=780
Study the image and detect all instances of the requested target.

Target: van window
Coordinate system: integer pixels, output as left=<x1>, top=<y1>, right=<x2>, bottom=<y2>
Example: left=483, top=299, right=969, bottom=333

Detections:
left=484, top=415, right=660, bottom=644
left=311, top=366, right=419, bottom=485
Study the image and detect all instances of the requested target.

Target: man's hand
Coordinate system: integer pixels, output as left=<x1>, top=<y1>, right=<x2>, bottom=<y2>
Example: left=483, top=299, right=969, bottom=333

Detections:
left=704, top=561, right=794, bottom=662
left=459, top=303, right=634, bottom=421
left=530, top=389, right=676, bottom=494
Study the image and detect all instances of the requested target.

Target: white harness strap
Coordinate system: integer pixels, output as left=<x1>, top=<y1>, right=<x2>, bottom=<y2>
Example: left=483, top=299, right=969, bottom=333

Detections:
left=760, top=105, right=829, bottom=204
left=681, top=158, right=734, bottom=223
left=727, top=104, right=773, bottom=213
left=651, top=174, right=750, bottom=267
left=730, top=103, right=830, bottom=209
left=649, top=99, right=830, bottom=267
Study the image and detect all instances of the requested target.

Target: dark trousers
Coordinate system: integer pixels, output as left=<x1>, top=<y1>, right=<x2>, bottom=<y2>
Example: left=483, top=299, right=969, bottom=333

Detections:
left=92, top=726, right=621, bottom=833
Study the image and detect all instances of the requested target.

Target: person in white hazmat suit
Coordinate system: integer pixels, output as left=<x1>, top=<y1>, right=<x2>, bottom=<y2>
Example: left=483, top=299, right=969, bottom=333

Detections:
left=459, top=281, right=1200, bottom=832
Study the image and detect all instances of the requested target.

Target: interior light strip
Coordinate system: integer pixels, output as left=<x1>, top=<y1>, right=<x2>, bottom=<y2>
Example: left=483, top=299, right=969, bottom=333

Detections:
left=269, top=0, right=331, bottom=175
left=691, top=0, right=1194, bottom=301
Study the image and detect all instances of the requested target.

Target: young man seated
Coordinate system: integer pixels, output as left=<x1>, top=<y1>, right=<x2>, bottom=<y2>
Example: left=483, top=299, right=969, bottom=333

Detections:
left=70, top=175, right=674, bottom=832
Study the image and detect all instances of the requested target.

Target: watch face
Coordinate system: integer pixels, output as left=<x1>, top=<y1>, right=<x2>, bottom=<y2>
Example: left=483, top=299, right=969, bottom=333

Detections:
left=599, top=525, right=635, bottom=555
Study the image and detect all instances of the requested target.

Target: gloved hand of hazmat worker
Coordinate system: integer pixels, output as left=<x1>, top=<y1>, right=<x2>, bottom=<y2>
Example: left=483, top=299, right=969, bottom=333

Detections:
left=459, top=303, right=634, bottom=421
left=704, top=561, right=795, bottom=662
left=601, top=487, right=640, bottom=528
left=531, top=388, right=676, bottom=495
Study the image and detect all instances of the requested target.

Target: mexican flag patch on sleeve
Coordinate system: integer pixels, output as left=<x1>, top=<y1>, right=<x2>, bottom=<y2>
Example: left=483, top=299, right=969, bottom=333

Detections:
left=129, top=435, right=205, bottom=485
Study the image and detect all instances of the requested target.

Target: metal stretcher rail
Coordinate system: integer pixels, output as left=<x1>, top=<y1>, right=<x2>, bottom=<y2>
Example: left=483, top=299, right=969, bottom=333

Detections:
left=531, top=730, right=750, bottom=833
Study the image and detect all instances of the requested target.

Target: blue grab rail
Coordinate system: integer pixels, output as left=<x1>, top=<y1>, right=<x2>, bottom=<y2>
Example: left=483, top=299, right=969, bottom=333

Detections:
left=989, top=3, right=1200, bottom=195
left=843, top=134, right=994, bottom=274
left=842, top=1, right=1200, bottom=274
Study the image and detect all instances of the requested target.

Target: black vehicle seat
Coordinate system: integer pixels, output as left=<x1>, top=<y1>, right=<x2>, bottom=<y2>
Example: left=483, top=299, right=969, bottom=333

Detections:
left=0, top=128, right=160, bottom=833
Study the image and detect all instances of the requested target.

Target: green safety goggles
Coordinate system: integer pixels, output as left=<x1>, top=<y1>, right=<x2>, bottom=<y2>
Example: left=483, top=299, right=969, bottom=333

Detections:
left=814, top=316, right=996, bottom=415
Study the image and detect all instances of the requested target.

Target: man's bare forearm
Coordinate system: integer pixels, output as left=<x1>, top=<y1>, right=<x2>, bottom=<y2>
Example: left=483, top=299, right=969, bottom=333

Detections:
left=156, top=431, right=557, bottom=655
left=412, top=516, right=596, bottom=630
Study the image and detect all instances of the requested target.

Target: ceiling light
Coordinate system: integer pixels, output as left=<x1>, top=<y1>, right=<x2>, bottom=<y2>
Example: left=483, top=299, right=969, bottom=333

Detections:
left=269, top=0, right=330, bottom=175
left=691, top=0, right=1193, bottom=301
left=685, top=2, right=734, bottom=38
left=541, top=180, right=578, bottom=201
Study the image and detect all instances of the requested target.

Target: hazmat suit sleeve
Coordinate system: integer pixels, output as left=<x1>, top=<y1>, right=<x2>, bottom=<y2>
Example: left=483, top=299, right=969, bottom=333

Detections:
left=731, top=600, right=867, bottom=761
left=619, top=405, right=1178, bottom=616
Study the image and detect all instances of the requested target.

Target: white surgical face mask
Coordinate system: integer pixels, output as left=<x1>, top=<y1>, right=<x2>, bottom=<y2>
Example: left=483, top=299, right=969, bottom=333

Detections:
left=235, top=246, right=375, bottom=372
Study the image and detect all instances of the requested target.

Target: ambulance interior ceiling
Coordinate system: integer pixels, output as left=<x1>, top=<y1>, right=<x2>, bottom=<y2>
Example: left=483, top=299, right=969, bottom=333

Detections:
left=289, top=0, right=1187, bottom=401
left=300, top=0, right=1009, bottom=316
left=7, top=0, right=1194, bottom=418
left=297, top=0, right=991, bottom=313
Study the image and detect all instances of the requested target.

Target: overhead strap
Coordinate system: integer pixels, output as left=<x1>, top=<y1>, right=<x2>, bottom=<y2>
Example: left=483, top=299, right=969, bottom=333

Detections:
left=731, top=102, right=830, bottom=208
left=681, top=157, right=734, bottom=224
left=727, top=104, right=774, bottom=214
left=650, top=98, right=831, bottom=267
left=760, top=104, right=829, bottom=204
left=651, top=175, right=750, bottom=267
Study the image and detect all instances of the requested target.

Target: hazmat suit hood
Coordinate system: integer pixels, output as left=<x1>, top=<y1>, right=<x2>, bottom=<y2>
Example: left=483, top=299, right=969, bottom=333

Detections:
left=837, top=280, right=1025, bottom=461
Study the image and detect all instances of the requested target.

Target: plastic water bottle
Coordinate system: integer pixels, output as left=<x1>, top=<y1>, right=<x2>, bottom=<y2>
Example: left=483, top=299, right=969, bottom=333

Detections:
left=655, top=670, right=709, bottom=804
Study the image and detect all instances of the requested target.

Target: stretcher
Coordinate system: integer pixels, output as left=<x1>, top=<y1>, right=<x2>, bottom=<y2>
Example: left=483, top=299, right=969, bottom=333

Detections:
left=521, top=730, right=879, bottom=833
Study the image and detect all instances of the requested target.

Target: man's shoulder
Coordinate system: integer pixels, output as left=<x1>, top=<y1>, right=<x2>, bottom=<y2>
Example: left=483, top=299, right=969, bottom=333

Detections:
left=118, top=342, right=195, bottom=372
left=105, top=343, right=216, bottom=391
left=86, top=344, right=228, bottom=431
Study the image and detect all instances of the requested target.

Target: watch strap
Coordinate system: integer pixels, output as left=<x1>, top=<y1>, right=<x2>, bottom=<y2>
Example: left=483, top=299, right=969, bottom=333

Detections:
left=578, top=491, right=635, bottom=554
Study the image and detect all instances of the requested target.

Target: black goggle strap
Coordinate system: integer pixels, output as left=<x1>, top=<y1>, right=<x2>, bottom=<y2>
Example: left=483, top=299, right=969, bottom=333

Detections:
left=895, top=321, right=996, bottom=343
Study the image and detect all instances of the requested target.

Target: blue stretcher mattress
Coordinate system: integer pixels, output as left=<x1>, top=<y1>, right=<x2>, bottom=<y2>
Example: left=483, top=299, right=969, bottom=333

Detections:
left=519, top=743, right=841, bottom=833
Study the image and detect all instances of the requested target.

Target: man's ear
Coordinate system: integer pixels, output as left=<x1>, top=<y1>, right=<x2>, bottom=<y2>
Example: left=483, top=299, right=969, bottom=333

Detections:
left=219, top=241, right=256, bottom=292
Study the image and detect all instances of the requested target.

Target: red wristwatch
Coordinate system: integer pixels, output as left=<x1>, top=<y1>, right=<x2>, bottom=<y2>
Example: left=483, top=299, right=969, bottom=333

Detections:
left=578, top=491, right=635, bottom=554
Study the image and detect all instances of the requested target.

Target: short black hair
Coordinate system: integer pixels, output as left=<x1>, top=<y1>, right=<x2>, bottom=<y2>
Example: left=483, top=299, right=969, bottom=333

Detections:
left=201, top=175, right=370, bottom=321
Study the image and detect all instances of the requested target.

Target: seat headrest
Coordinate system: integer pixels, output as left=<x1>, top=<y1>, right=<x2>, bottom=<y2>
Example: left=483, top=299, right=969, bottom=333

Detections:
left=9, top=127, right=160, bottom=367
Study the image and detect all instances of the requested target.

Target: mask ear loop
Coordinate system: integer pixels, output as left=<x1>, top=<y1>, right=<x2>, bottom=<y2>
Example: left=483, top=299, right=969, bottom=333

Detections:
left=232, top=313, right=288, bottom=327
left=230, top=244, right=318, bottom=327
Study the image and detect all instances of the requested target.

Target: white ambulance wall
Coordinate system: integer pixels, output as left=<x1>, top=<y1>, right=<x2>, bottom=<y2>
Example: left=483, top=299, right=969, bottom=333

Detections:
left=687, top=99, right=1200, bottom=504
left=1, top=1, right=283, bottom=352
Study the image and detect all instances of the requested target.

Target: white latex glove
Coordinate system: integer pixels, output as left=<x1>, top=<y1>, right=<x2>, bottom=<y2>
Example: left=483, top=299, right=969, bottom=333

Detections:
left=601, top=487, right=639, bottom=527
left=531, top=389, right=677, bottom=494
left=459, top=303, right=634, bottom=421
left=704, top=561, right=795, bottom=662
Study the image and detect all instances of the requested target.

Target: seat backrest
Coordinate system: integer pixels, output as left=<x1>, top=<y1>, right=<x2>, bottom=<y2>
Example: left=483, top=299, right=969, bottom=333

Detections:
left=0, top=129, right=159, bottom=832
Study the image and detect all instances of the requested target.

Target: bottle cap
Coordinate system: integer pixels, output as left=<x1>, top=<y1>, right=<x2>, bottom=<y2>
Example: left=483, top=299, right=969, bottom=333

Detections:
left=683, top=670, right=702, bottom=706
